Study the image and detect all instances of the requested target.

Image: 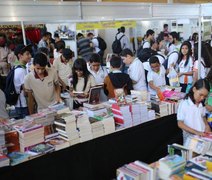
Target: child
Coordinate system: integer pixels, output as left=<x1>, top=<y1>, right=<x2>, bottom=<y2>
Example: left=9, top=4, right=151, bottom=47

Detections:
left=120, top=48, right=146, bottom=91
left=104, top=56, right=133, bottom=99
left=176, top=41, right=193, bottom=92
left=147, top=56, right=166, bottom=96
left=88, top=53, right=108, bottom=101
left=177, top=78, right=211, bottom=143
left=70, top=58, right=96, bottom=108
left=24, top=53, right=62, bottom=114
left=88, top=53, right=108, bottom=85
left=13, top=44, right=32, bottom=118
left=53, top=48, right=73, bottom=91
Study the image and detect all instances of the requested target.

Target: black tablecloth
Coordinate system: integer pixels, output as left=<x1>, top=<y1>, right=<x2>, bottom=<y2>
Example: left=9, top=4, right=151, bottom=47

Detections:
left=0, top=114, right=182, bottom=180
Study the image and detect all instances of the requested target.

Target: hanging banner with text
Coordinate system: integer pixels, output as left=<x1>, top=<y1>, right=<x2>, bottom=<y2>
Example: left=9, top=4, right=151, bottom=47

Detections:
left=76, top=21, right=136, bottom=30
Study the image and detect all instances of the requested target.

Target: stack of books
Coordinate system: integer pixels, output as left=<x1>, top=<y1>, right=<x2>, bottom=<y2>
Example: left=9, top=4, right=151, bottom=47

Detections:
left=158, top=154, right=186, bottom=179
left=27, top=143, right=55, bottom=156
left=117, top=160, right=155, bottom=180
left=184, top=136, right=211, bottom=155
left=26, top=108, right=56, bottom=126
left=84, top=107, right=108, bottom=118
left=46, top=136, right=70, bottom=151
left=7, top=151, right=30, bottom=166
left=77, top=113, right=93, bottom=142
left=13, top=121, right=44, bottom=152
left=148, top=110, right=156, bottom=121
left=90, top=119, right=104, bottom=139
left=111, top=104, right=132, bottom=128
left=131, top=103, right=142, bottom=125
left=93, top=114, right=115, bottom=135
left=54, top=112, right=80, bottom=146
left=0, top=153, right=9, bottom=167
left=151, top=101, right=169, bottom=117
left=184, top=155, right=212, bottom=180
left=139, top=103, right=149, bottom=124
left=0, top=128, right=6, bottom=153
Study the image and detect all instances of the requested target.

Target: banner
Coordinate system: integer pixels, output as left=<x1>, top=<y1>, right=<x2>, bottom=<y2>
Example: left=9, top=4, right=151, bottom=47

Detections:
left=76, top=21, right=136, bottom=30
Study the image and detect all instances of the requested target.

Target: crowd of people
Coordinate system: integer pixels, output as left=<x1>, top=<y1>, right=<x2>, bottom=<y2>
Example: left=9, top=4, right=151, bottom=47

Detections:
left=0, top=24, right=212, bottom=143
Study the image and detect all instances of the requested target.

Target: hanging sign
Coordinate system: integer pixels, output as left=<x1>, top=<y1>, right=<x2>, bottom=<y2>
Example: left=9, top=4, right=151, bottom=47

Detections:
left=76, top=21, right=136, bottom=30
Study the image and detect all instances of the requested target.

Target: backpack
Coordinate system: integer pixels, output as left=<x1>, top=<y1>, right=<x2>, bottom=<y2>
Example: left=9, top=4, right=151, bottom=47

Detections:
left=96, top=36, right=107, bottom=51
left=162, top=51, right=178, bottom=70
left=112, top=35, right=125, bottom=54
left=4, top=65, right=22, bottom=105
left=137, top=48, right=157, bottom=63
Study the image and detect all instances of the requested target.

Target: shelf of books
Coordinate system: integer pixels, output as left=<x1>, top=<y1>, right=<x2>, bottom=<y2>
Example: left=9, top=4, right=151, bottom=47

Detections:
left=0, top=88, right=185, bottom=179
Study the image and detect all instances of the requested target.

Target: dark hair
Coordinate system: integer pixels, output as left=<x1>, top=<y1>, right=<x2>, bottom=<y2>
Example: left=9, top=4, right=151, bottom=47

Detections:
left=72, top=58, right=90, bottom=91
left=150, top=40, right=158, bottom=47
left=120, top=26, right=125, bottom=33
left=185, top=78, right=210, bottom=104
left=164, top=33, right=169, bottom=37
left=87, top=32, right=94, bottom=37
left=206, top=68, right=212, bottom=84
left=76, top=33, right=84, bottom=39
left=54, top=33, right=59, bottom=38
left=42, top=32, right=50, bottom=37
left=163, top=24, right=168, bottom=28
left=55, top=41, right=65, bottom=52
left=110, top=56, right=122, bottom=68
left=169, top=31, right=180, bottom=42
left=89, top=53, right=101, bottom=63
left=192, top=32, right=198, bottom=42
left=194, top=42, right=211, bottom=68
left=33, top=53, right=48, bottom=67
left=177, top=41, right=192, bottom=67
left=120, top=48, right=133, bottom=57
left=146, top=29, right=155, bottom=37
left=149, top=56, right=160, bottom=65
left=37, top=47, right=49, bottom=56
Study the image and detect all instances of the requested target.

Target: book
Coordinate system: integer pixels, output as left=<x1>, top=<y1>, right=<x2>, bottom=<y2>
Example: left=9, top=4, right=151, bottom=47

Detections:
left=27, top=143, right=55, bottom=154
left=47, top=137, right=70, bottom=151
left=8, top=152, right=30, bottom=166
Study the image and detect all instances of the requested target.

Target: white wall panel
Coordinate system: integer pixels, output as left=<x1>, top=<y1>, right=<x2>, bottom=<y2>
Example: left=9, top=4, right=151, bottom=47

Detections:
left=0, top=1, right=80, bottom=22
left=81, top=2, right=152, bottom=20
left=201, top=3, right=212, bottom=16
left=152, top=4, right=199, bottom=18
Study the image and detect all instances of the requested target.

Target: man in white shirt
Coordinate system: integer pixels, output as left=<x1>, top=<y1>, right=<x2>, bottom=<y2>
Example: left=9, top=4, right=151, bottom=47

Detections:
left=116, top=26, right=131, bottom=51
left=120, top=48, right=146, bottom=91
left=14, top=44, right=32, bottom=119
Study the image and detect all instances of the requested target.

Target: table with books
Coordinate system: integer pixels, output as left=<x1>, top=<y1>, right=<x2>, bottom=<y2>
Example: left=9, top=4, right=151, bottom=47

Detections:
left=0, top=112, right=182, bottom=180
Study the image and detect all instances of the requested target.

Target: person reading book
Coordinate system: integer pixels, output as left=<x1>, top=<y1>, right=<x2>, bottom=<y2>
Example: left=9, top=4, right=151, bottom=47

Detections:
left=104, top=55, right=133, bottom=99
left=147, top=56, right=166, bottom=100
left=24, top=53, right=62, bottom=114
left=88, top=53, right=108, bottom=102
left=177, top=78, right=211, bottom=143
left=70, top=58, right=96, bottom=109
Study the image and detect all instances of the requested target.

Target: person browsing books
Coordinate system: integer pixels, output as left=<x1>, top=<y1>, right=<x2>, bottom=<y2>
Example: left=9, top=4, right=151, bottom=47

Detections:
left=177, top=79, right=211, bottom=143
left=147, top=56, right=166, bottom=96
left=70, top=58, right=96, bottom=109
left=104, top=55, right=133, bottom=99
left=24, top=53, right=62, bottom=114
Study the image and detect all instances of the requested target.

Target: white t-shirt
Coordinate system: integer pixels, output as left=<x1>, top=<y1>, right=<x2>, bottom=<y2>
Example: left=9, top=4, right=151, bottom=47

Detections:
left=14, top=66, right=27, bottom=107
left=92, top=38, right=100, bottom=53
left=193, top=59, right=210, bottom=79
left=178, top=56, right=193, bottom=84
left=177, top=97, right=206, bottom=133
left=88, top=66, right=108, bottom=84
left=167, top=51, right=179, bottom=69
left=128, top=57, right=146, bottom=91
left=143, top=41, right=150, bottom=49
left=147, top=65, right=166, bottom=95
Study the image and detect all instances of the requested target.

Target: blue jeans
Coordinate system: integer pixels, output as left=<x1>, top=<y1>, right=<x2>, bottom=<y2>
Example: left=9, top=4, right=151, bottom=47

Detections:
left=15, top=107, right=29, bottom=119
